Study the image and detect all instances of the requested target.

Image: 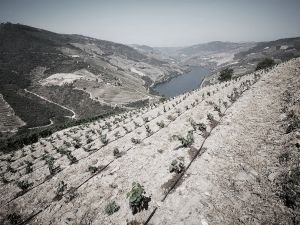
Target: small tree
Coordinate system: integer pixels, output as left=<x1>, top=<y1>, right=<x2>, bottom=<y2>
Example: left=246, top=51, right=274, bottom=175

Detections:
left=218, top=68, right=233, bottom=82
left=255, top=58, right=275, bottom=71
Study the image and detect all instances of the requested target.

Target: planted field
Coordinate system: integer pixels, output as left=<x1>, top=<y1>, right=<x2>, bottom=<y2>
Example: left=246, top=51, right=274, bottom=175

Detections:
left=0, top=58, right=299, bottom=225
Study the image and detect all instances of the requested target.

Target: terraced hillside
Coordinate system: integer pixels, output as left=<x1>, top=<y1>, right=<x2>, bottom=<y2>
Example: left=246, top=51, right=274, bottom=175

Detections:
left=0, top=58, right=299, bottom=225
left=0, top=23, right=184, bottom=132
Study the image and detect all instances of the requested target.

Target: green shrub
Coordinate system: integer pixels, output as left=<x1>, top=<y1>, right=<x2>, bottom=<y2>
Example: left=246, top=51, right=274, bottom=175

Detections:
left=100, top=134, right=108, bottom=145
left=53, top=181, right=67, bottom=201
left=145, top=125, right=152, bottom=135
left=7, top=165, right=16, bottom=173
left=7, top=213, right=22, bottom=225
left=214, top=105, right=221, bottom=114
left=143, top=117, right=149, bottom=123
left=43, top=155, right=61, bottom=175
left=113, top=147, right=121, bottom=158
left=64, top=187, right=78, bottom=203
left=127, top=182, right=151, bottom=214
left=207, top=113, right=214, bottom=122
left=169, top=158, right=185, bottom=173
left=17, top=180, right=33, bottom=191
left=133, top=121, right=140, bottom=128
left=88, top=166, right=98, bottom=174
left=25, top=161, right=33, bottom=174
left=190, top=119, right=206, bottom=132
left=64, top=141, right=71, bottom=147
left=223, top=101, right=228, bottom=108
left=123, top=126, right=129, bottom=133
left=156, top=121, right=165, bottom=128
left=105, top=201, right=120, bottom=215
left=57, top=147, right=78, bottom=164
left=131, top=138, right=141, bottom=144
left=1, top=175, right=9, bottom=184
left=255, top=58, right=275, bottom=71
left=218, top=68, right=233, bottom=82
left=167, top=115, right=176, bottom=121
left=173, top=131, right=194, bottom=147
left=114, top=131, right=121, bottom=138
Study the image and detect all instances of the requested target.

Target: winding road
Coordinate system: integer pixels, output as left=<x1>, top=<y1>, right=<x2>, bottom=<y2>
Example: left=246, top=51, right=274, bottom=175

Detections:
left=24, top=89, right=76, bottom=119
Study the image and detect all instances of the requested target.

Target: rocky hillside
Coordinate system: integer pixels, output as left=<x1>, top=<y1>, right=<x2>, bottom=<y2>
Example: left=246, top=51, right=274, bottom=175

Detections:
left=0, top=23, right=184, bottom=134
left=0, top=58, right=299, bottom=225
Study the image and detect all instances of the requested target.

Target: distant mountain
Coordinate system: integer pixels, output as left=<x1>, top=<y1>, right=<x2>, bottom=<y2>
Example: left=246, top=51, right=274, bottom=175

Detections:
left=133, top=38, right=300, bottom=86
left=201, top=37, right=300, bottom=85
left=230, top=37, right=300, bottom=76
left=151, top=38, right=300, bottom=73
left=155, top=41, right=256, bottom=68
left=177, top=41, right=252, bottom=55
left=0, top=23, right=184, bottom=136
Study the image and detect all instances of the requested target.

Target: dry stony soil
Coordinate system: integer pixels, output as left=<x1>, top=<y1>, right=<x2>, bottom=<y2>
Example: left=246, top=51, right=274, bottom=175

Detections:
left=0, top=58, right=299, bottom=225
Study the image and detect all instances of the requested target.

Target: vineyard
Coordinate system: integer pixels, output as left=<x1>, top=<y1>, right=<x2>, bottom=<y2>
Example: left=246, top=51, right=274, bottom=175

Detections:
left=0, top=58, right=299, bottom=225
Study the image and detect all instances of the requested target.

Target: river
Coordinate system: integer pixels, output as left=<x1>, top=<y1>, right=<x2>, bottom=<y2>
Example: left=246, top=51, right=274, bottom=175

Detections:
left=153, top=66, right=210, bottom=97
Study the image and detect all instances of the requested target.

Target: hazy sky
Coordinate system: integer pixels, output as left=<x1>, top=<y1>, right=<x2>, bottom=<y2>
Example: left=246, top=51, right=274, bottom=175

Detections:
left=1, top=0, right=299, bottom=47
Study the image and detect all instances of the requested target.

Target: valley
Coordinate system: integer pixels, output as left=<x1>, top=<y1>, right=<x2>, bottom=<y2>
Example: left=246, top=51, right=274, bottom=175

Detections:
left=1, top=0, right=300, bottom=224
left=1, top=23, right=299, bottom=142
left=0, top=58, right=299, bottom=224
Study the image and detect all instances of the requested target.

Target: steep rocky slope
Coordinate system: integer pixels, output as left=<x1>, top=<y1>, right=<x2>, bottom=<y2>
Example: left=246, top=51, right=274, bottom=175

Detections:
left=0, top=58, right=298, bottom=225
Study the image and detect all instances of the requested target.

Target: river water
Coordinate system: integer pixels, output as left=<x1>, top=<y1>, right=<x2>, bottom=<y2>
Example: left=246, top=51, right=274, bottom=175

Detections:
left=153, top=66, right=210, bottom=97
